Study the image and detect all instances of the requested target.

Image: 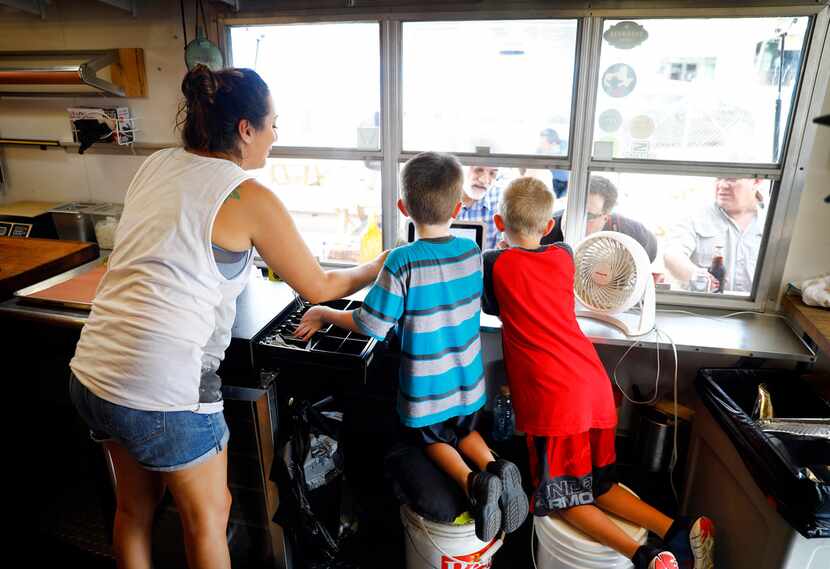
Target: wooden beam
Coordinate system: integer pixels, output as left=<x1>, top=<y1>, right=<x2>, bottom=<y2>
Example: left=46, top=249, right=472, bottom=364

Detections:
left=212, top=0, right=239, bottom=10
left=110, top=48, right=147, bottom=98
left=96, top=0, right=136, bottom=16
left=0, top=0, right=46, bottom=19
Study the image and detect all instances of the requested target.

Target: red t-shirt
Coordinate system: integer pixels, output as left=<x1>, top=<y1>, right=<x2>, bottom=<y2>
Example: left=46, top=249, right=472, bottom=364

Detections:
left=482, top=244, right=617, bottom=436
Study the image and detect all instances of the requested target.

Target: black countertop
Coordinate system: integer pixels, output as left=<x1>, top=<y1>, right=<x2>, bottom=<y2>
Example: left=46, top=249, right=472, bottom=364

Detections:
left=231, top=275, right=298, bottom=341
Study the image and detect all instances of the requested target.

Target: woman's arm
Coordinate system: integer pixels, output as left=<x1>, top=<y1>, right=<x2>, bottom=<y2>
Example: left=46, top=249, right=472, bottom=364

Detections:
left=213, top=179, right=386, bottom=303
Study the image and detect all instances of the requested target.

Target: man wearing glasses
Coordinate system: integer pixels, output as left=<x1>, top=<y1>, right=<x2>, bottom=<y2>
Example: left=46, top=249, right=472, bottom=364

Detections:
left=541, top=176, right=658, bottom=261
left=664, top=177, right=766, bottom=294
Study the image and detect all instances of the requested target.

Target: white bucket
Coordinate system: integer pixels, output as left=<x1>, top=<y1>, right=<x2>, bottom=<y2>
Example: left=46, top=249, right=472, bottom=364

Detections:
left=400, top=505, right=503, bottom=569
left=533, top=484, right=648, bottom=569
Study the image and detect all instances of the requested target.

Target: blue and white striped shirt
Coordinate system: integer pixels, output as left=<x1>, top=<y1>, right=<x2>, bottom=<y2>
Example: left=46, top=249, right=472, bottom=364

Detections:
left=353, top=236, right=485, bottom=428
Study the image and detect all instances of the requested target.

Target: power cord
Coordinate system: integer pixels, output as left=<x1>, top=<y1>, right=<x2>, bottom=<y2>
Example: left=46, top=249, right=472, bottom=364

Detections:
left=656, top=308, right=790, bottom=321
left=612, top=327, right=662, bottom=405
left=657, top=328, right=680, bottom=504
left=611, top=325, right=681, bottom=503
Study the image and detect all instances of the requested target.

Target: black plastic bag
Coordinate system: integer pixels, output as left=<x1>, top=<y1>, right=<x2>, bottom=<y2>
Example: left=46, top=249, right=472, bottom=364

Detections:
left=696, top=369, right=830, bottom=538
left=271, top=397, right=359, bottom=566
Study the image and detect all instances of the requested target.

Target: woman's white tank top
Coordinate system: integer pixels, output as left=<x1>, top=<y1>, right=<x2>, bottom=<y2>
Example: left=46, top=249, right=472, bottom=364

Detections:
left=70, top=148, right=254, bottom=413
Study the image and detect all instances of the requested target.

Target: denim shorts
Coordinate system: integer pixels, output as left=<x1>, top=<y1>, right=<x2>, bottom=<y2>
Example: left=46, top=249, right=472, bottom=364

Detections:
left=69, top=372, right=230, bottom=472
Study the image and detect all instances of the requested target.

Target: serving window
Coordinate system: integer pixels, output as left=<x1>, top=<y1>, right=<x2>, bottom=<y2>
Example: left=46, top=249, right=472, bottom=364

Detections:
left=226, top=5, right=828, bottom=309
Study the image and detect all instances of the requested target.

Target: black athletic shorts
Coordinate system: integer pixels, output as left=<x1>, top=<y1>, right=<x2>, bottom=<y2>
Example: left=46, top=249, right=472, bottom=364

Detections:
left=401, top=409, right=482, bottom=449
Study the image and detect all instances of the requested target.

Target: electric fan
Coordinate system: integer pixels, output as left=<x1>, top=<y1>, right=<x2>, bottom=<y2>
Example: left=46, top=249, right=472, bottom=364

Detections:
left=573, top=231, right=656, bottom=336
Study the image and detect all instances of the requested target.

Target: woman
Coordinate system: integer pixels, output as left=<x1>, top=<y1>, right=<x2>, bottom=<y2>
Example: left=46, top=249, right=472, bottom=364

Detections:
left=68, top=65, right=386, bottom=569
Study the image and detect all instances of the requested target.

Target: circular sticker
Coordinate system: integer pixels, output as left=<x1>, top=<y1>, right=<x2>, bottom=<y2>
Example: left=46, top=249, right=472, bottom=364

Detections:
left=628, top=115, right=656, bottom=139
left=598, top=109, right=623, bottom=133
left=602, top=64, right=637, bottom=98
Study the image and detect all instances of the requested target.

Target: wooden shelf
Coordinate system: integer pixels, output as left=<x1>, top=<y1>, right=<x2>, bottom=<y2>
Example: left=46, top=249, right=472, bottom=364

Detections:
left=781, top=293, right=830, bottom=357
left=0, top=48, right=147, bottom=97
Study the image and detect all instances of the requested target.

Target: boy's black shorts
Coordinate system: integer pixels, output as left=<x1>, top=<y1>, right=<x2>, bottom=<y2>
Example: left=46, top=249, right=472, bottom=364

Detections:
left=401, top=410, right=482, bottom=449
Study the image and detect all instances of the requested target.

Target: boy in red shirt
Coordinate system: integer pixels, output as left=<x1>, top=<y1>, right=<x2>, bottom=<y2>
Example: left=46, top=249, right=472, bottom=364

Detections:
left=481, top=177, right=714, bottom=569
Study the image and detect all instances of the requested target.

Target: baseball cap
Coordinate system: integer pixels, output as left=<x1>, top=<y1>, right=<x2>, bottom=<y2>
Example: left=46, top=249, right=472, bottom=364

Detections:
left=539, top=128, right=561, bottom=144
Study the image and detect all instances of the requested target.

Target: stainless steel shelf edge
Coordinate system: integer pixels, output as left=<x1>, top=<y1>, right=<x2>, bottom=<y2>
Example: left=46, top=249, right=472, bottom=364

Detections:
left=480, top=310, right=816, bottom=363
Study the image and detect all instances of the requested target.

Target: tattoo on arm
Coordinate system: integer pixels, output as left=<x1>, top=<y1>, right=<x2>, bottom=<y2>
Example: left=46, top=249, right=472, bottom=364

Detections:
left=224, top=189, right=241, bottom=203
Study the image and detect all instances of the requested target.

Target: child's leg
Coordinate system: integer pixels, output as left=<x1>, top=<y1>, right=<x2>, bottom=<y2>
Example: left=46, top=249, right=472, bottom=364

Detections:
left=424, top=442, right=473, bottom=494
left=530, top=431, right=677, bottom=568
left=595, top=483, right=673, bottom=538
left=425, top=441, right=502, bottom=542
left=459, top=428, right=529, bottom=534
left=457, top=430, right=496, bottom=471
left=558, top=505, right=642, bottom=558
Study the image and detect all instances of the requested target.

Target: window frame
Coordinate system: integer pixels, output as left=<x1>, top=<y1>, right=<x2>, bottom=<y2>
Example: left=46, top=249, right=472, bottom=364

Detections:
left=567, top=9, right=829, bottom=311
left=222, top=3, right=830, bottom=311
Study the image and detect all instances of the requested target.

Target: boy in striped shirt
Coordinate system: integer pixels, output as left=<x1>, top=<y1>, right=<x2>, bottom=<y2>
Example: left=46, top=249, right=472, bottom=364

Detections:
left=295, top=151, right=528, bottom=541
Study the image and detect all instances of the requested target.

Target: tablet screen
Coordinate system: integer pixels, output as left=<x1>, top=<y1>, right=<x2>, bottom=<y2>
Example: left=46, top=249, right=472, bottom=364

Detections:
left=449, top=226, right=480, bottom=245
left=406, top=221, right=485, bottom=250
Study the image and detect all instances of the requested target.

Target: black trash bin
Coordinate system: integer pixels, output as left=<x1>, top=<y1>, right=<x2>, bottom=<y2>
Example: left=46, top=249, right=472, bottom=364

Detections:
left=684, top=368, right=829, bottom=569
left=696, top=368, right=829, bottom=537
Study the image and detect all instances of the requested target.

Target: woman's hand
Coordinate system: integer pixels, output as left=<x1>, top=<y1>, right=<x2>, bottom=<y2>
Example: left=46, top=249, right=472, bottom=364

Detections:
left=294, top=306, right=329, bottom=341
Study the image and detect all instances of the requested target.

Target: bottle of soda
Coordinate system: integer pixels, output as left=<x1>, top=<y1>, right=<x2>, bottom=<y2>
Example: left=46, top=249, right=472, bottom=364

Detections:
left=708, top=245, right=726, bottom=293
left=492, top=385, right=515, bottom=442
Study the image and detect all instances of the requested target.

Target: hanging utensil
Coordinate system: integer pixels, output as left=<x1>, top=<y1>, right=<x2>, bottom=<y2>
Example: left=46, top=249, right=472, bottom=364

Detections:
left=181, top=0, right=223, bottom=71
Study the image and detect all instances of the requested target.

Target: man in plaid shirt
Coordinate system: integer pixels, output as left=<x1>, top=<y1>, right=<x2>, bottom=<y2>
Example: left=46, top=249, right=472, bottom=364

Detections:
left=457, top=165, right=503, bottom=250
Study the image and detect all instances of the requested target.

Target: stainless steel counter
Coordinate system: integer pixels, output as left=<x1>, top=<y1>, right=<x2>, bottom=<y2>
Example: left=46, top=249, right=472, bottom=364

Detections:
left=0, top=264, right=815, bottom=363
left=482, top=309, right=816, bottom=362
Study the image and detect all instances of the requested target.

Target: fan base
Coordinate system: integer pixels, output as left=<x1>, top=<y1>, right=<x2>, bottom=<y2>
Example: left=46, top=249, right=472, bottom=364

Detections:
left=576, top=278, right=656, bottom=337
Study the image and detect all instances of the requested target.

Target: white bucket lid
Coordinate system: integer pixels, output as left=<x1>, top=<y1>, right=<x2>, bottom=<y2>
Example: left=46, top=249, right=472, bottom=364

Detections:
left=400, top=504, right=478, bottom=539
left=534, top=484, right=648, bottom=555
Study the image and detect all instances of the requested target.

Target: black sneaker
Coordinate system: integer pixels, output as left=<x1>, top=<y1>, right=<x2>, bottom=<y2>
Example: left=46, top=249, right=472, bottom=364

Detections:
left=467, top=471, right=502, bottom=542
left=486, top=459, right=529, bottom=533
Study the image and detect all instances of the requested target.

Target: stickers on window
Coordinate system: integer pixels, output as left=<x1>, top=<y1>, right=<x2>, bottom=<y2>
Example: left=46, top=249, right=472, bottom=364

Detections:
left=629, top=115, right=656, bottom=140
left=601, top=64, right=637, bottom=98
left=593, top=141, right=614, bottom=160
left=598, top=109, right=623, bottom=133
left=628, top=141, right=650, bottom=159
left=603, top=21, right=649, bottom=50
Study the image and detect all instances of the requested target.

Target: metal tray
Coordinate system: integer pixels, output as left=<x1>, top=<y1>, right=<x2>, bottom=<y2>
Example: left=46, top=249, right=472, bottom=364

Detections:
left=14, top=258, right=105, bottom=310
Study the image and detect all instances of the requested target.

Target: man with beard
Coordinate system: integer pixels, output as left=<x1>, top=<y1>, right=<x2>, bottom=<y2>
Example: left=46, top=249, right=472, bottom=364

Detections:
left=456, top=165, right=503, bottom=250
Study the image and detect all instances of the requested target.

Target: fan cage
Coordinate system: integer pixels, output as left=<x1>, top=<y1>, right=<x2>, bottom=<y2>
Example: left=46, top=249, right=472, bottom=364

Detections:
left=574, top=231, right=650, bottom=314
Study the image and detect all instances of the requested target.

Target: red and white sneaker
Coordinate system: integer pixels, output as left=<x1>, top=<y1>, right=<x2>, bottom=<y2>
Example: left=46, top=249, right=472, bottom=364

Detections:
left=633, top=546, right=679, bottom=569
left=649, top=551, right=680, bottom=569
left=688, top=516, right=715, bottom=569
